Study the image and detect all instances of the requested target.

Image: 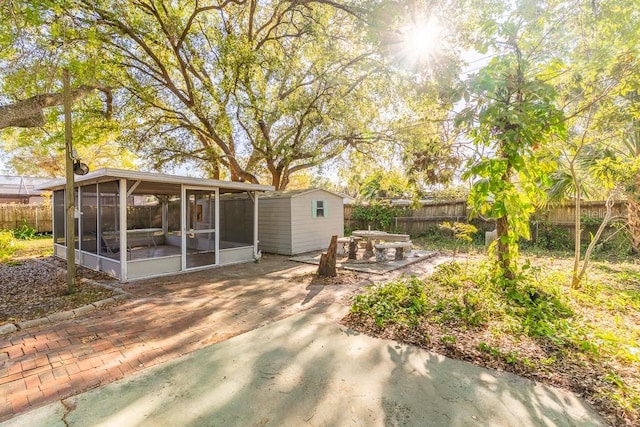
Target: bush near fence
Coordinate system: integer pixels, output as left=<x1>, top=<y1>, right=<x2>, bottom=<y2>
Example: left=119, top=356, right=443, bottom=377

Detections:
left=0, top=204, right=52, bottom=233
left=344, top=200, right=627, bottom=244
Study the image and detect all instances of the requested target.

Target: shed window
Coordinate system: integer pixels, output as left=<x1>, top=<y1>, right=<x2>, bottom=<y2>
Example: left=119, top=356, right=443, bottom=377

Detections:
left=312, top=200, right=327, bottom=218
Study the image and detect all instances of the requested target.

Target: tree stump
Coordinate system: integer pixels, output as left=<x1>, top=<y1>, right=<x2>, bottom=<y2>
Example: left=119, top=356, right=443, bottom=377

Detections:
left=318, top=235, right=338, bottom=277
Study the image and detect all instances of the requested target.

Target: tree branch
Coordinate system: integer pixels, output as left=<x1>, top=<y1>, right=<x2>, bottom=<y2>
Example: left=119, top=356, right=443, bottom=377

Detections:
left=0, top=85, right=111, bottom=129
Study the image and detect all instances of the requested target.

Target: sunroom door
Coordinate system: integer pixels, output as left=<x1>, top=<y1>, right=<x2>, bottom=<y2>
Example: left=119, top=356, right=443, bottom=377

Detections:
left=183, top=188, right=218, bottom=269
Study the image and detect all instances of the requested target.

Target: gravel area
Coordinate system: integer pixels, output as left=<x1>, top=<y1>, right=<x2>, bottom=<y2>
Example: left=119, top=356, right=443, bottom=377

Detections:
left=0, top=257, right=120, bottom=326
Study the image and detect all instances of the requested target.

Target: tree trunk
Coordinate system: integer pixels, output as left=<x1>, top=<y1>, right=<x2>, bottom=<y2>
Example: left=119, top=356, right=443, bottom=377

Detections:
left=278, top=170, right=290, bottom=191
left=496, top=160, right=515, bottom=281
left=571, top=194, right=582, bottom=288
left=318, top=235, right=338, bottom=277
left=573, top=195, right=614, bottom=288
left=270, top=167, right=281, bottom=190
left=496, top=215, right=514, bottom=280
left=627, top=195, right=640, bottom=254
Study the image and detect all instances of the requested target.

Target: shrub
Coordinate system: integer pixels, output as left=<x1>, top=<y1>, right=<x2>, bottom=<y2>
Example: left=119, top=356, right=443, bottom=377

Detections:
left=530, top=220, right=572, bottom=250
left=351, top=276, right=428, bottom=327
left=351, top=201, right=404, bottom=232
left=351, top=259, right=579, bottom=343
left=0, top=230, right=16, bottom=259
left=13, top=220, right=37, bottom=240
left=429, top=261, right=575, bottom=341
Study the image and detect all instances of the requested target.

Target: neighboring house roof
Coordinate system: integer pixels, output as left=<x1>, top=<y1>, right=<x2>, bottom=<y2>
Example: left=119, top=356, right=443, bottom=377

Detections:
left=0, top=175, right=51, bottom=197
left=259, top=188, right=347, bottom=200
left=36, top=168, right=275, bottom=193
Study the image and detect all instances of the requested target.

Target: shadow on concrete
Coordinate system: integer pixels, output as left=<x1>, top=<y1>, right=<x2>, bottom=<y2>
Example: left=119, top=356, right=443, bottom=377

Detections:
left=8, top=304, right=606, bottom=427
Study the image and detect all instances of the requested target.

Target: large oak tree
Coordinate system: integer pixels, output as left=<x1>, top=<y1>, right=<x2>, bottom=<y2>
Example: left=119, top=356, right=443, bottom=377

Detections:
left=60, top=0, right=447, bottom=188
left=1, top=0, right=464, bottom=187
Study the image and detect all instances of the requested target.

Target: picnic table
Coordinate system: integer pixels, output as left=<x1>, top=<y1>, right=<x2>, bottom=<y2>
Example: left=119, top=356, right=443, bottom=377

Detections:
left=352, top=230, right=388, bottom=258
left=351, top=230, right=412, bottom=261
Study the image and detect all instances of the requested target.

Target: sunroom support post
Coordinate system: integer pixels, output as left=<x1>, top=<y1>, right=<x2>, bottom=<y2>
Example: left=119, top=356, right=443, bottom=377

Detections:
left=180, top=185, right=186, bottom=272
left=119, top=178, right=128, bottom=280
left=215, top=188, right=220, bottom=266
left=253, top=191, right=259, bottom=258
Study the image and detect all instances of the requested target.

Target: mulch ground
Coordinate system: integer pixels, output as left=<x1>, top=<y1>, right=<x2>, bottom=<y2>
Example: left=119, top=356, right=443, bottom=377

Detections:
left=0, top=257, right=119, bottom=326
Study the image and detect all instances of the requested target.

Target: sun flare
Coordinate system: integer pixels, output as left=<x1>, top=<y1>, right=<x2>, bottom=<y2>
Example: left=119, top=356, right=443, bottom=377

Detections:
left=400, top=16, right=443, bottom=66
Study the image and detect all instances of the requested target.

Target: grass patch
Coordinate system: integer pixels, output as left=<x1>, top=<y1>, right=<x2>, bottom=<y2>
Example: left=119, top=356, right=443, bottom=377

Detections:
left=3, top=236, right=54, bottom=261
left=352, top=276, right=428, bottom=328
left=0, top=230, right=16, bottom=261
left=345, top=256, right=640, bottom=426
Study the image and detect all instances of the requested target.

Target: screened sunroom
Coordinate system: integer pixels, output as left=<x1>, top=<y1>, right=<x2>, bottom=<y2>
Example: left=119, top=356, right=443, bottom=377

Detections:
left=37, top=169, right=273, bottom=281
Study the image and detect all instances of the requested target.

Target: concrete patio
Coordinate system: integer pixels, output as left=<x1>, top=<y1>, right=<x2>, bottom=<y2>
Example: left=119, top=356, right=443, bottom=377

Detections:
left=1, top=253, right=448, bottom=422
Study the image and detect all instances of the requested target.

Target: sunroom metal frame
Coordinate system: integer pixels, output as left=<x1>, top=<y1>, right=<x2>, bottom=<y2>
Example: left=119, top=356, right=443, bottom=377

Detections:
left=37, top=168, right=273, bottom=281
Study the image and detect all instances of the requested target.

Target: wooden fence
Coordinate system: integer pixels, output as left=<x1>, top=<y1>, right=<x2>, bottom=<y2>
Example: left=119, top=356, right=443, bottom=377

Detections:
left=3, top=199, right=628, bottom=240
left=345, top=200, right=628, bottom=240
left=533, top=201, right=627, bottom=224
left=0, top=204, right=52, bottom=233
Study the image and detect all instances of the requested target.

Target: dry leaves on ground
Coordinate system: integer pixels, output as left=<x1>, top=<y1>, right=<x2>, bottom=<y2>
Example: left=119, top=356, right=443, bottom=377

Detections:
left=0, top=257, right=119, bottom=326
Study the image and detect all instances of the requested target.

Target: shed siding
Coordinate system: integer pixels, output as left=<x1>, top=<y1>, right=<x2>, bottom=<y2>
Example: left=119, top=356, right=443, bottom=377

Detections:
left=258, top=198, right=293, bottom=255
left=291, top=191, right=343, bottom=254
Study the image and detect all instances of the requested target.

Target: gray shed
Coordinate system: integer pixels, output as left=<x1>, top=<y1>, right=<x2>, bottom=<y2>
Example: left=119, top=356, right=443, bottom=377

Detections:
left=258, top=189, right=344, bottom=255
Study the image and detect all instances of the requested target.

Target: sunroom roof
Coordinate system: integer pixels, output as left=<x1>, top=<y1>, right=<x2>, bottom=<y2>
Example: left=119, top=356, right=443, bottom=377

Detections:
left=35, top=168, right=274, bottom=193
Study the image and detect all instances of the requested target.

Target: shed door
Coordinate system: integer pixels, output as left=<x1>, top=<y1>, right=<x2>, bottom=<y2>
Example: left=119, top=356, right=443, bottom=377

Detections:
left=183, top=188, right=218, bottom=269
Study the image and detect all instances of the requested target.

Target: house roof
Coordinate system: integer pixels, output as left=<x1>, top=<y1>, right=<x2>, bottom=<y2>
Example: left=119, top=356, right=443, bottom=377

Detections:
left=0, top=175, right=51, bottom=197
left=259, top=188, right=346, bottom=200
left=35, top=168, right=275, bottom=193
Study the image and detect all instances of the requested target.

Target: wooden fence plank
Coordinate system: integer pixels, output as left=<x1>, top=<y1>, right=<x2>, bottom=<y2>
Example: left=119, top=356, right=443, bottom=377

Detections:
left=0, top=204, right=53, bottom=233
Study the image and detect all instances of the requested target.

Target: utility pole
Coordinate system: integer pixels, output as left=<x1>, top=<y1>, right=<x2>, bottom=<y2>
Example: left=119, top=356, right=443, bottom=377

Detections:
left=64, top=68, right=76, bottom=294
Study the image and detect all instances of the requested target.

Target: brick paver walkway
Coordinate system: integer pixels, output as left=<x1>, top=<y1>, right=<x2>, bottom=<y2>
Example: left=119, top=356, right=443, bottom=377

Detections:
left=0, top=256, right=362, bottom=422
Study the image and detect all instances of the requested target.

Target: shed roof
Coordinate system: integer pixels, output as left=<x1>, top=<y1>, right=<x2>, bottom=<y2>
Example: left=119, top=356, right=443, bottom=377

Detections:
left=259, top=188, right=346, bottom=200
left=35, top=168, right=274, bottom=193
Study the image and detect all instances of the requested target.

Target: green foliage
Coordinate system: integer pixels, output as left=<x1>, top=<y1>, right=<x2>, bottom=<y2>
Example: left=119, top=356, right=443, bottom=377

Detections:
left=530, top=221, right=572, bottom=251
left=457, top=2, right=579, bottom=279
left=477, top=342, right=523, bottom=365
left=350, top=250, right=640, bottom=421
left=414, top=225, right=484, bottom=253
left=5, top=0, right=456, bottom=189
left=438, top=221, right=479, bottom=257
left=6, top=236, right=53, bottom=260
left=581, top=215, right=604, bottom=227
left=351, top=276, right=428, bottom=328
left=354, top=260, right=579, bottom=344
left=439, top=222, right=477, bottom=243
left=428, top=186, right=469, bottom=202
left=357, top=169, right=417, bottom=201
left=427, top=262, right=496, bottom=327
left=351, top=201, right=404, bottom=232
left=13, top=220, right=37, bottom=240
left=0, top=230, right=16, bottom=260
left=592, top=221, right=632, bottom=258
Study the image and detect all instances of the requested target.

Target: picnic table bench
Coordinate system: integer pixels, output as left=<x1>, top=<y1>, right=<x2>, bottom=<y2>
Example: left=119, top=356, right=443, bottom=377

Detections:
left=352, top=230, right=412, bottom=260
left=374, top=241, right=412, bottom=261
left=373, top=233, right=411, bottom=242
